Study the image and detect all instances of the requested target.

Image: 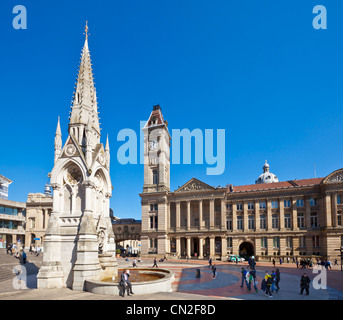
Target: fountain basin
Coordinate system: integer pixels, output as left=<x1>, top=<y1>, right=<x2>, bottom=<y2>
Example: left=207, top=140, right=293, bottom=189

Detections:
left=85, top=268, right=174, bottom=296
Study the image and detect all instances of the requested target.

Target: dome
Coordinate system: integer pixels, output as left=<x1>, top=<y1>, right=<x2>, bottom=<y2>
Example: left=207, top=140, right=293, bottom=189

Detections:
left=255, top=160, right=279, bottom=184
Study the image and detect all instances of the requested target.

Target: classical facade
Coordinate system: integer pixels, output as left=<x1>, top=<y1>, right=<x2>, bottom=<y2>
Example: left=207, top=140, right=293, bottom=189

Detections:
left=140, top=107, right=343, bottom=261
left=25, top=191, right=53, bottom=249
left=37, top=25, right=117, bottom=290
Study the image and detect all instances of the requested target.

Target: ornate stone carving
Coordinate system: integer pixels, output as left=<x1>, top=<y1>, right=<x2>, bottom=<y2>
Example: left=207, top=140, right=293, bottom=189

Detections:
left=176, top=178, right=214, bottom=192
left=327, top=173, right=343, bottom=183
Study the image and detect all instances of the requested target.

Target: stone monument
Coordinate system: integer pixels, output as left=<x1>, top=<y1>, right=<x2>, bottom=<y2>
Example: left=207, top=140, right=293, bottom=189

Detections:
left=37, top=23, right=118, bottom=290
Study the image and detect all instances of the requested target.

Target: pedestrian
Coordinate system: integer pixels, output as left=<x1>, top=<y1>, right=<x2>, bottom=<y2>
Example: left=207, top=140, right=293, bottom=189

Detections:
left=272, top=258, right=276, bottom=267
left=6, top=243, right=12, bottom=255
left=279, top=258, right=283, bottom=265
left=22, top=251, right=27, bottom=264
left=271, top=270, right=277, bottom=293
left=152, top=257, right=158, bottom=268
left=212, top=264, right=217, bottom=279
left=275, top=269, right=280, bottom=292
left=208, top=257, right=212, bottom=268
left=300, top=273, right=311, bottom=295
left=119, top=269, right=134, bottom=297
left=249, top=270, right=258, bottom=293
left=265, top=271, right=273, bottom=298
left=132, top=259, right=137, bottom=268
left=296, top=259, right=299, bottom=269
left=240, top=267, right=248, bottom=287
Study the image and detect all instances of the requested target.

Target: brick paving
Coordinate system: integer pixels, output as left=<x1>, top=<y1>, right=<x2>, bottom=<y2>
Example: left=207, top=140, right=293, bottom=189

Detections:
left=0, top=251, right=342, bottom=300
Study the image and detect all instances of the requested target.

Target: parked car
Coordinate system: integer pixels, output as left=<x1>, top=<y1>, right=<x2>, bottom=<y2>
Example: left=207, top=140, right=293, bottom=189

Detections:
left=228, top=255, right=245, bottom=262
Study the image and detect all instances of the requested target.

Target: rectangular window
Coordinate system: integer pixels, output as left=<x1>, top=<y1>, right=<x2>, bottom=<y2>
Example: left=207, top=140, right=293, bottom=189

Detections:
left=154, top=216, right=158, bottom=229
left=248, top=203, right=254, bottom=210
left=227, top=237, right=233, bottom=248
left=260, top=214, right=266, bottom=229
left=237, top=216, right=243, bottom=230
left=310, top=198, right=318, bottom=207
left=261, top=237, right=267, bottom=249
left=273, top=236, right=280, bottom=248
left=150, top=216, right=154, bottom=229
left=298, top=213, right=305, bottom=229
left=284, top=200, right=291, bottom=208
left=299, top=236, right=306, bottom=248
left=248, top=215, right=254, bottom=230
left=272, top=214, right=279, bottom=229
left=271, top=201, right=279, bottom=209
left=236, top=203, right=243, bottom=211
left=297, top=199, right=304, bottom=207
left=337, top=195, right=342, bottom=205
left=312, top=236, right=320, bottom=248
left=338, top=211, right=342, bottom=226
left=259, top=202, right=266, bottom=209
left=226, top=219, right=232, bottom=231
left=284, top=214, right=291, bottom=229
left=310, top=212, right=318, bottom=228
left=153, top=170, right=159, bottom=184
left=286, top=236, right=293, bottom=248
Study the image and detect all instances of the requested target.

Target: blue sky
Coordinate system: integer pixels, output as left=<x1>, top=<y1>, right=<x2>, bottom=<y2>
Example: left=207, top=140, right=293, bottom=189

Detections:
left=1, top=0, right=342, bottom=220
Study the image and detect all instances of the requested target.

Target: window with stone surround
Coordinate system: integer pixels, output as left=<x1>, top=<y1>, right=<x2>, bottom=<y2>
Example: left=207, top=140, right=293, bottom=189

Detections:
left=298, top=213, right=305, bottom=229
left=248, top=203, right=254, bottom=210
left=236, top=203, right=243, bottom=211
left=284, top=213, right=291, bottom=229
left=237, top=216, right=243, bottom=230
left=299, top=236, right=306, bottom=248
left=261, top=237, right=267, bottom=249
left=248, top=215, right=254, bottom=229
left=273, top=236, right=280, bottom=248
left=259, top=202, right=266, bottom=209
left=310, top=212, right=318, bottom=228
left=297, top=199, right=304, bottom=207
left=338, top=211, right=342, bottom=226
left=286, top=236, right=293, bottom=248
left=310, top=198, right=318, bottom=207
left=312, top=236, right=320, bottom=248
left=260, top=214, right=266, bottom=229
left=338, top=195, right=342, bottom=205
left=272, top=214, right=279, bottom=229
left=271, top=201, right=278, bottom=209
left=227, top=237, right=233, bottom=248
left=226, top=218, right=232, bottom=231
left=284, top=200, right=291, bottom=208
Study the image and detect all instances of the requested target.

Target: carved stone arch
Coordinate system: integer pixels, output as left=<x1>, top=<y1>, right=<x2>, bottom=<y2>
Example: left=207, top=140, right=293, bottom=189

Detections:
left=322, top=168, right=343, bottom=184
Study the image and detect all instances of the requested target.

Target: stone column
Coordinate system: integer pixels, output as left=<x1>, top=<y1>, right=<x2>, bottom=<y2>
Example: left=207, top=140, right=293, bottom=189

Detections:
left=176, top=201, right=181, bottom=231
left=199, top=199, right=203, bottom=230
left=332, top=193, right=338, bottom=227
left=305, top=198, right=311, bottom=229
left=254, top=237, right=261, bottom=258
left=243, top=202, right=248, bottom=232
left=221, top=199, right=226, bottom=231
left=267, top=237, right=273, bottom=256
left=279, top=198, right=285, bottom=231
left=266, top=199, right=272, bottom=231
left=255, top=201, right=260, bottom=232
left=210, top=236, right=215, bottom=258
left=187, top=200, right=191, bottom=230
left=324, top=193, right=332, bottom=228
left=167, top=202, right=170, bottom=231
left=232, top=202, right=237, bottom=232
left=176, top=237, right=181, bottom=257
left=198, top=237, right=204, bottom=259
left=221, top=236, right=227, bottom=261
left=292, top=197, right=298, bottom=230
left=186, top=237, right=191, bottom=258
left=210, top=199, right=215, bottom=230
left=279, top=237, right=286, bottom=256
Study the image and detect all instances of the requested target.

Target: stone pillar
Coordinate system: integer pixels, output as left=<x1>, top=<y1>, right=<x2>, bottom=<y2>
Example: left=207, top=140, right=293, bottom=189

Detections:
left=292, top=197, right=298, bottom=230
left=267, top=237, right=273, bottom=256
left=210, top=199, right=215, bottom=230
left=232, top=202, right=237, bottom=232
left=255, top=201, right=260, bottom=232
left=324, top=193, right=332, bottom=228
left=167, top=202, right=170, bottom=231
left=267, top=199, right=272, bottom=231
left=279, top=237, right=286, bottom=256
left=243, top=202, right=248, bottom=232
left=221, top=199, right=226, bottom=231
left=279, top=198, right=285, bottom=231
left=232, top=237, right=239, bottom=255
left=176, top=201, right=181, bottom=231
left=254, top=237, right=261, bottom=258
left=293, top=236, right=300, bottom=257
left=187, top=200, right=191, bottom=230
left=210, top=236, right=215, bottom=258
left=186, top=237, right=191, bottom=258
left=199, top=199, right=203, bottom=230
left=332, top=193, right=338, bottom=227
left=305, top=198, right=311, bottom=229
left=176, top=237, right=181, bottom=257
left=198, top=237, right=204, bottom=259
left=221, top=236, right=227, bottom=261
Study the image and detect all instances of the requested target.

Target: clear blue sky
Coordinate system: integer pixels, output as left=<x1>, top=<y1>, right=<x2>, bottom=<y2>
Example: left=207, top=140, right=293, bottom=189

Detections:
left=1, top=0, right=342, bottom=220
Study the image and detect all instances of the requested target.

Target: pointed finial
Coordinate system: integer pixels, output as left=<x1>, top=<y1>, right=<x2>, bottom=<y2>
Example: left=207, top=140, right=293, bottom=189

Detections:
left=105, top=134, right=110, bottom=151
left=84, top=21, right=89, bottom=41
left=55, top=116, right=62, bottom=136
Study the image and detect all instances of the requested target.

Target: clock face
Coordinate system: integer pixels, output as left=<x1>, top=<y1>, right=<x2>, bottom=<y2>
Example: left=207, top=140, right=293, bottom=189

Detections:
left=149, top=140, right=158, bottom=151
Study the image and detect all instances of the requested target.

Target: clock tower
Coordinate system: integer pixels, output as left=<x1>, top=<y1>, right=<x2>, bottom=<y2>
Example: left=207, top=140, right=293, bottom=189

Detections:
left=142, top=105, right=171, bottom=193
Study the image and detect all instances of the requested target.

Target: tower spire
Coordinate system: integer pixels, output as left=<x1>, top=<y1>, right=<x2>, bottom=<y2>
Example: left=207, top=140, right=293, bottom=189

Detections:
left=69, top=22, right=100, bottom=146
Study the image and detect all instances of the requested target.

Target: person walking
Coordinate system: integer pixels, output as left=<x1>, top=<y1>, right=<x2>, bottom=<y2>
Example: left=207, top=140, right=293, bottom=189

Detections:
left=249, top=270, right=258, bottom=293
left=265, top=271, right=273, bottom=298
left=300, top=273, right=311, bottom=295
left=22, top=251, right=27, bottom=264
left=275, top=269, right=280, bottom=292
left=208, top=257, right=212, bottom=268
left=119, top=269, right=134, bottom=297
left=132, top=258, right=137, bottom=268
left=212, top=264, right=217, bottom=279
left=272, top=259, right=276, bottom=267
left=240, top=267, right=248, bottom=288
left=152, top=257, right=158, bottom=268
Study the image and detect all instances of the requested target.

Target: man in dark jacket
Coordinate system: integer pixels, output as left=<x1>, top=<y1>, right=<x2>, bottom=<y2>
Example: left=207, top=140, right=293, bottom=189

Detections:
left=300, top=273, right=311, bottom=295
left=120, top=269, right=134, bottom=297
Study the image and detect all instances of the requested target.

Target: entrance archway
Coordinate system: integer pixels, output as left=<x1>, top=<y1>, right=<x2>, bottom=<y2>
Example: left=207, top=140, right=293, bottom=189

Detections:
left=239, top=242, right=254, bottom=259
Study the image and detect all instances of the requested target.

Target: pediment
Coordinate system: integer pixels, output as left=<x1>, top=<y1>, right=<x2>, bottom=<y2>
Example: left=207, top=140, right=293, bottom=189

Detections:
left=175, top=178, right=215, bottom=192
left=322, top=168, right=343, bottom=184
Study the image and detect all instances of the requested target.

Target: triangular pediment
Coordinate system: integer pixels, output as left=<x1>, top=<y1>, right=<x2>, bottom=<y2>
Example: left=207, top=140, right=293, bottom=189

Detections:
left=60, top=134, right=88, bottom=168
left=175, top=178, right=215, bottom=192
left=322, top=168, right=343, bottom=184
